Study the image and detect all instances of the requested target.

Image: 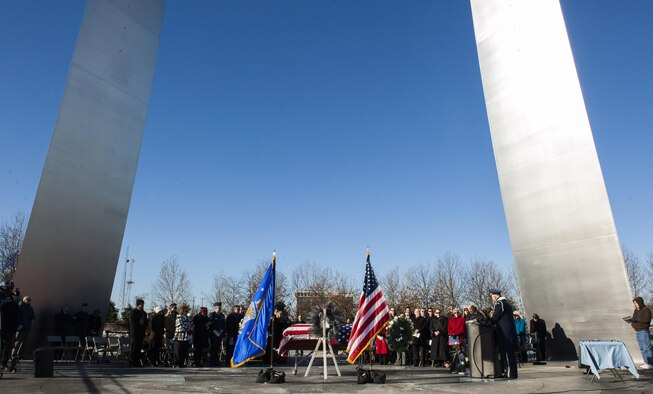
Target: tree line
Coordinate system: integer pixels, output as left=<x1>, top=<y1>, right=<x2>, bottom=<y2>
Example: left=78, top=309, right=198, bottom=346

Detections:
left=146, top=252, right=523, bottom=319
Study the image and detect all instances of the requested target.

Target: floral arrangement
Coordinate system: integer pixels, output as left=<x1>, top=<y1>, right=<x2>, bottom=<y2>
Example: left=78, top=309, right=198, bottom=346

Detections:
left=307, top=302, right=343, bottom=339
left=386, top=314, right=414, bottom=354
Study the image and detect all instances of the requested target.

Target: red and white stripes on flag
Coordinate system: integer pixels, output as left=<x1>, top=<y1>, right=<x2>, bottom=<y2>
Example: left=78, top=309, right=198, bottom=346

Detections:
left=346, top=251, right=390, bottom=364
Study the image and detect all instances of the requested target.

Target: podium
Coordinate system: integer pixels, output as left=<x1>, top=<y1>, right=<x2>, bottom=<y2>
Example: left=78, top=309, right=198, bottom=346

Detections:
left=466, top=321, right=499, bottom=378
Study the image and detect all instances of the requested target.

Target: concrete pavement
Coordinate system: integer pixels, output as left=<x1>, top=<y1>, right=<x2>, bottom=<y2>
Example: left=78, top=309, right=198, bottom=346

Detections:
left=1, top=360, right=651, bottom=393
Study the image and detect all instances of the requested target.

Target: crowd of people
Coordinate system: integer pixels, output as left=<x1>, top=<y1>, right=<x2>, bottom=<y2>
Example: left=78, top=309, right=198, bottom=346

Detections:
left=125, top=300, right=291, bottom=368
left=127, top=300, right=235, bottom=368
left=373, top=289, right=548, bottom=379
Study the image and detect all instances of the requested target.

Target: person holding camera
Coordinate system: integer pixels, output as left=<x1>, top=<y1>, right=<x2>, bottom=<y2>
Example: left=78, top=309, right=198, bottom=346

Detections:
left=0, top=281, right=20, bottom=372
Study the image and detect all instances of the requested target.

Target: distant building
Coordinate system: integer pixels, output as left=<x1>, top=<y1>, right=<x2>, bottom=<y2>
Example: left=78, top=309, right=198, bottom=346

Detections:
left=295, top=290, right=356, bottom=322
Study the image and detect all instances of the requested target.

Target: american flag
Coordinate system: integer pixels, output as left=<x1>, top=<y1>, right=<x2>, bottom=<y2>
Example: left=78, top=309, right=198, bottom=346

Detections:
left=346, top=250, right=390, bottom=364
left=337, top=324, right=352, bottom=344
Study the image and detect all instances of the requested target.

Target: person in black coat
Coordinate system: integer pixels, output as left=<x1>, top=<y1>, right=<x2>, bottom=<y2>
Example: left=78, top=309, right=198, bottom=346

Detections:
left=429, top=308, right=448, bottom=366
left=88, top=309, right=102, bottom=337
left=54, top=307, right=74, bottom=340
left=489, top=288, right=518, bottom=379
left=0, top=285, right=20, bottom=371
left=130, top=299, right=148, bottom=367
left=10, top=296, right=35, bottom=369
left=529, top=314, right=547, bottom=363
left=149, top=307, right=166, bottom=366
left=192, top=307, right=210, bottom=366
left=225, top=305, right=241, bottom=363
left=208, top=302, right=225, bottom=366
left=412, top=308, right=430, bottom=366
left=74, top=303, right=90, bottom=347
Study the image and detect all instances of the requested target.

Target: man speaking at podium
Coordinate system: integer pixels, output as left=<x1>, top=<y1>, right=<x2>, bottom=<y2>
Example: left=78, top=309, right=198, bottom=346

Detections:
left=489, top=288, right=518, bottom=379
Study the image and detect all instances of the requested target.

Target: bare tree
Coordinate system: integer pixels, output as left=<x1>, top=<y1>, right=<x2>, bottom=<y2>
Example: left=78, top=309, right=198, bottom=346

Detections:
left=623, top=246, right=647, bottom=299
left=151, top=255, right=192, bottom=307
left=206, top=270, right=247, bottom=312
left=243, top=259, right=290, bottom=311
left=380, top=266, right=404, bottom=309
left=434, top=252, right=465, bottom=309
left=0, top=212, right=25, bottom=281
left=404, top=263, right=436, bottom=307
left=465, top=257, right=506, bottom=311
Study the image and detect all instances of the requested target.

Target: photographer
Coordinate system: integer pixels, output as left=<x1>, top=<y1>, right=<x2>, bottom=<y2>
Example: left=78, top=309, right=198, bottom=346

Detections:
left=0, top=281, right=20, bottom=372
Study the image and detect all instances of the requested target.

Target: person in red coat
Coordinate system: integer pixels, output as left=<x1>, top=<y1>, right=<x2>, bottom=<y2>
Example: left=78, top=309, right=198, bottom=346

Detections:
left=447, top=308, right=465, bottom=344
left=375, top=327, right=389, bottom=364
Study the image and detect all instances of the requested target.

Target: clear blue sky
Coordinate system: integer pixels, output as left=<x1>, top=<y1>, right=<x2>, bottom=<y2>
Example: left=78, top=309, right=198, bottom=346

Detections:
left=1, top=1, right=651, bottom=306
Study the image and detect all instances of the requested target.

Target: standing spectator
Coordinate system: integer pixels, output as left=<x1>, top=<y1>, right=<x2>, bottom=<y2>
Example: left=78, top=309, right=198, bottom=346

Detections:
left=412, top=308, right=429, bottom=366
left=130, top=299, right=148, bottom=367
left=465, top=304, right=486, bottom=322
left=225, top=305, right=241, bottom=363
left=0, top=284, right=20, bottom=372
left=208, top=302, right=225, bottom=366
left=630, top=297, right=652, bottom=369
left=387, top=307, right=397, bottom=364
left=74, top=303, right=90, bottom=347
left=193, top=307, right=210, bottom=367
left=54, top=307, right=74, bottom=341
left=9, top=296, right=35, bottom=371
left=88, top=309, right=102, bottom=337
left=375, top=326, right=388, bottom=365
left=447, top=308, right=465, bottom=343
left=174, top=305, right=193, bottom=368
left=399, top=306, right=414, bottom=366
left=489, top=288, right=518, bottom=379
left=271, top=302, right=291, bottom=363
left=430, top=308, right=448, bottom=367
left=424, top=308, right=434, bottom=365
left=529, top=313, right=547, bottom=363
left=513, top=311, right=528, bottom=362
left=165, top=303, right=178, bottom=341
left=150, top=307, right=166, bottom=366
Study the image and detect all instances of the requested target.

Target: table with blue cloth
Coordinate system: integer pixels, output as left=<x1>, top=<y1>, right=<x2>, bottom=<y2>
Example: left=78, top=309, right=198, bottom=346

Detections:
left=579, top=340, right=639, bottom=382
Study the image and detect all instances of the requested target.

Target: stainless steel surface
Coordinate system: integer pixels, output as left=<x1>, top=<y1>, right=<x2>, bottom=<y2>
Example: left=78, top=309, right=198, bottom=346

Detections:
left=15, top=0, right=164, bottom=349
left=471, top=1, right=636, bottom=359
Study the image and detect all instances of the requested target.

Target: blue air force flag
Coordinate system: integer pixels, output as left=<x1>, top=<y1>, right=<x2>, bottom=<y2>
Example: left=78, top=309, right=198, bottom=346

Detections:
left=230, top=256, right=276, bottom=368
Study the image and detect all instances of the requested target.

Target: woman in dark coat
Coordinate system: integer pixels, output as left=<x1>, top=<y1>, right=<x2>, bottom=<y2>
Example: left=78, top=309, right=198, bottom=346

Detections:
left=529, top=314, right=547, bottom=362
left=430, top=308, right=448, bottom=366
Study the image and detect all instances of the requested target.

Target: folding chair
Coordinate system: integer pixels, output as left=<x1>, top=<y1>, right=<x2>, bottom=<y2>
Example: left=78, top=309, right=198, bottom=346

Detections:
left=118, top=337, right=131, bottom=361
left=82, top=336, right=96, bottom=363
left=64, top=336, right=82, bottom=361
left=107, top=337, right=121, bottom=360
left=47, top=336, right=64, bottom=361
left=93, top=337, right=112, bottom=363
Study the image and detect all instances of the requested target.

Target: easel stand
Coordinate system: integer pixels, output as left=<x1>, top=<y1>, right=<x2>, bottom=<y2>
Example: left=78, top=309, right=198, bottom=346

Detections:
left=304, top=308, right=341, bottom=379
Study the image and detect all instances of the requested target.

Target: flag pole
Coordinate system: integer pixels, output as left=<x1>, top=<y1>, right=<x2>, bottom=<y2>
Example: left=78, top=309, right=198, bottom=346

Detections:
left=367, top=248, right=373, bottom=371
left=270, top=250, right=276, bottom=368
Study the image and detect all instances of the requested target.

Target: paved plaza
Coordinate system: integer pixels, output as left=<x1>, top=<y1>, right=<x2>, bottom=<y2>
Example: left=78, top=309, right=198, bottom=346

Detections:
left=1, top=360, right=652, bottom=393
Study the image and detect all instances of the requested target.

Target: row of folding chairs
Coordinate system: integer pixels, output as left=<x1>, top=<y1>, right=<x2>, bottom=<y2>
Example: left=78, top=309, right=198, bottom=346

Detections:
left=82, top=336, right=132, bottom=363
left=47, top=335, right=131, bottom=363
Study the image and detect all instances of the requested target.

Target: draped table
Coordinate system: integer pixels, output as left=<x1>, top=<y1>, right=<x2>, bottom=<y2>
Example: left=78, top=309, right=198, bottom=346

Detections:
left=579, top=340, right=639, bottom=382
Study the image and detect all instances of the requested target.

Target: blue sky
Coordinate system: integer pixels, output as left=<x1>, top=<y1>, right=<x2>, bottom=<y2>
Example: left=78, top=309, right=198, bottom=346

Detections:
left=1, top=1, right=651, bottom=306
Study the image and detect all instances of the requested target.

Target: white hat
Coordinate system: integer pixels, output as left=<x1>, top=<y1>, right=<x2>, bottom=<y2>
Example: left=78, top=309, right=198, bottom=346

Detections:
left=153, top=306, right=161, bottom=313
